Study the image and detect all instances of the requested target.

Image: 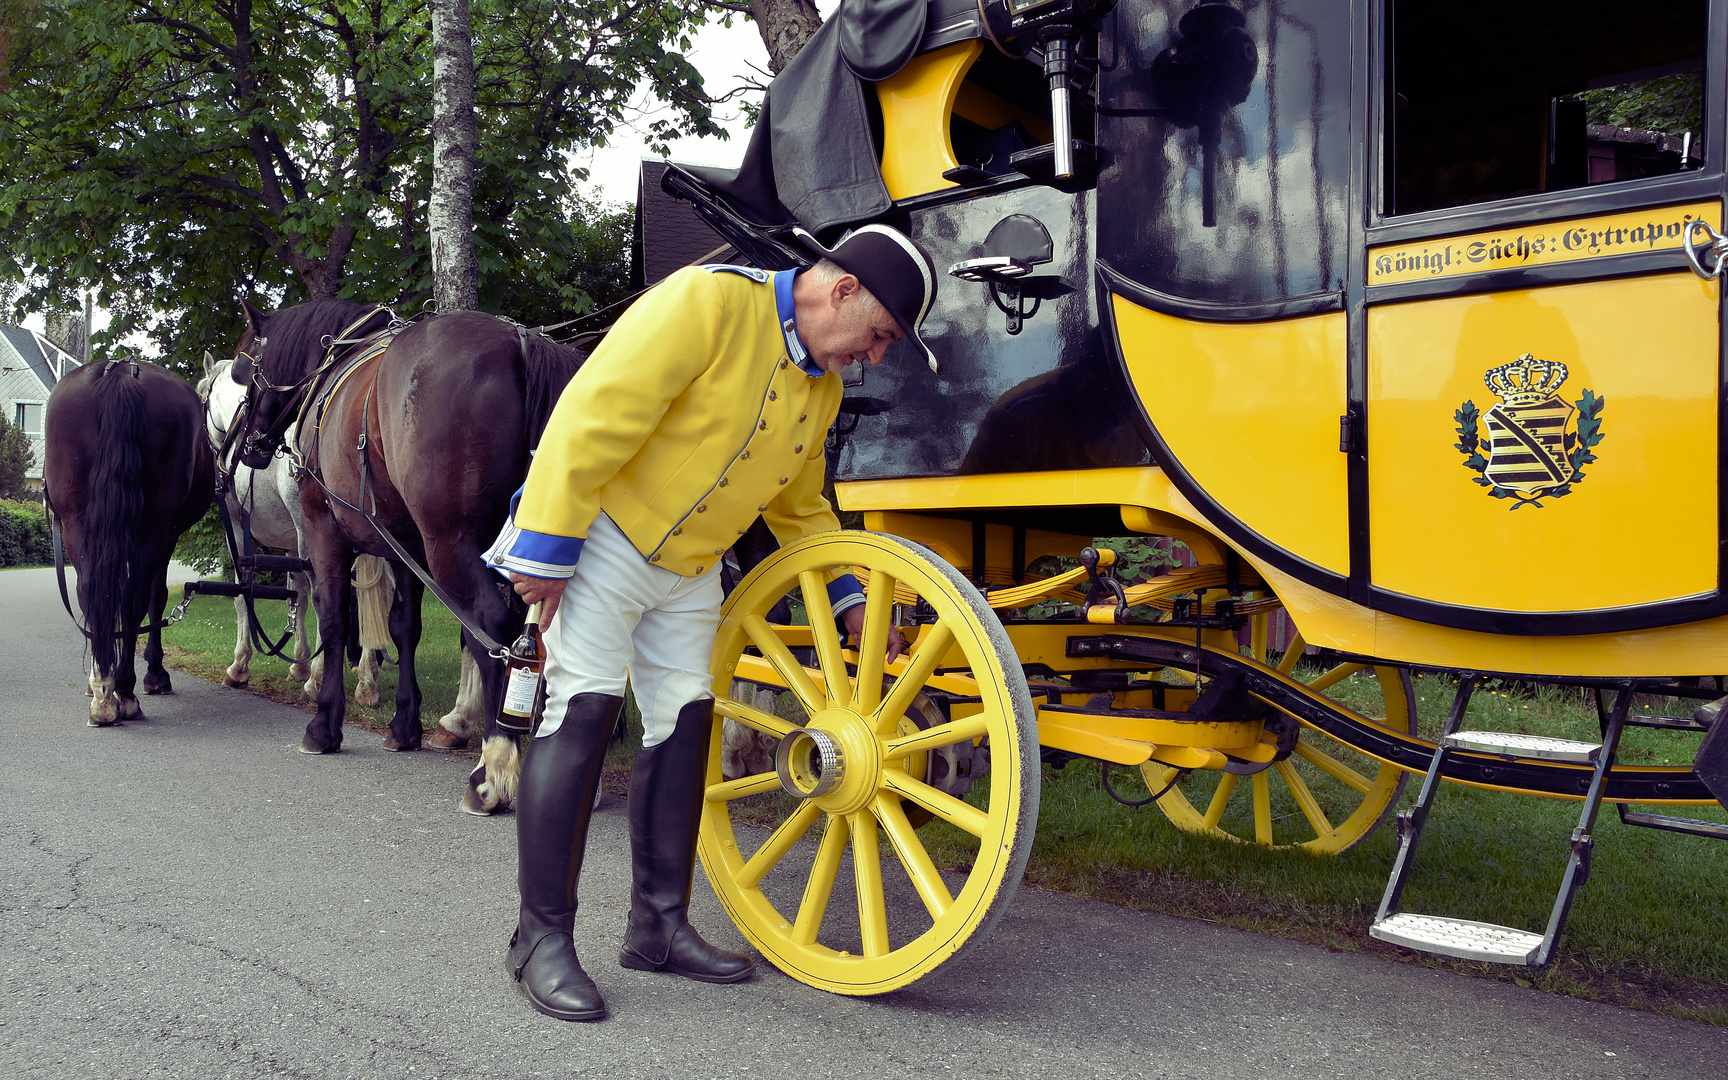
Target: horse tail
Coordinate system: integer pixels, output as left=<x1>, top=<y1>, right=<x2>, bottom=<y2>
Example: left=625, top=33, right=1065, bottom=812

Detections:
left=519, top=333, right=592, bottom=451
left=81, top=365, right=149, bottom=675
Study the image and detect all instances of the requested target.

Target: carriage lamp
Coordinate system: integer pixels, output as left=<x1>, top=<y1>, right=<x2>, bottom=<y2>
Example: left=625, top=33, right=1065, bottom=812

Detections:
left=980, top=0, right=1117, bottom=180
left=948, top=214, right=1056, bottom=334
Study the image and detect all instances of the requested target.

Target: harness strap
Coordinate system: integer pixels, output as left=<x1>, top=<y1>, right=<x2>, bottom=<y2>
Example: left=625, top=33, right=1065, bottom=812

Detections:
left=213, top=492, right=302, bottom=663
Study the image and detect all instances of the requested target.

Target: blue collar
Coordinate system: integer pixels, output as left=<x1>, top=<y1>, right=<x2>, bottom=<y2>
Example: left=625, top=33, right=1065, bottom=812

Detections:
left=774, top=269, right=826, bottom=379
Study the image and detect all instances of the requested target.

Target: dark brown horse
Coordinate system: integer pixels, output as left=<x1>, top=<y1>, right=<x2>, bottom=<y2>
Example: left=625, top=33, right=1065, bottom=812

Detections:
left=43, top=358, right=214, bottom=725
left=230, top=297, right=585, bottom=813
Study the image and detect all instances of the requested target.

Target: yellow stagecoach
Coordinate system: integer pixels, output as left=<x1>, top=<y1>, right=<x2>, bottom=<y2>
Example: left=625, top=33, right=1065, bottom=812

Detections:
left=659, top=0, right=1728, bottom=993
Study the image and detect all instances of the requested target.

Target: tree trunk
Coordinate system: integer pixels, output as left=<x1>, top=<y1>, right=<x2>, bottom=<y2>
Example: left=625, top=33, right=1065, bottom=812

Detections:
left=747, top=0, right=823, bottom=74
left=429, top=0, right=480, bottom=312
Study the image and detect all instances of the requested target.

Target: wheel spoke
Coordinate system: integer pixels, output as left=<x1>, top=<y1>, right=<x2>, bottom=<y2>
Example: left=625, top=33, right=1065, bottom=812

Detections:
left=851, top=569, right=896, bottom=713
left=883, top=769, right=990, bottom=837
left=1252, top=771, right=1273, bottom=845
left=873, top=794, right=953, bottom=920
left=1249, top=607, right=1269, bottom=665
left=882, top=712, right=990, bottom=760
left=851, top=811, right=890, bottom=959
left=706, top=771, right=783, bottom=803
left=799, top=570, right=848, bottom=705
left=1277, top=631, right=1307, bottom=675
left=1201, top=772, right=1238, bottom=828
left=1293, top=739, right=1373, bottom=794
left=743, top=614, right=828, bottom=717
left=1275, top=760, right=1334, bottom=838
left=1307, top=661, right=1364, bottom=694
left=738, top=800, right=823, bottom=889
left=713, top=695, right=797, bottom=740
left=791, top=812, right=847, bottom=946
left=876, top=620, right=956, bottom=730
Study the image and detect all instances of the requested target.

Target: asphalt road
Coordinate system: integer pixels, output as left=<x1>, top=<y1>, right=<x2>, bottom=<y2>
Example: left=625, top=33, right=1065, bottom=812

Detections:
left=4, top=564, right=1725, bottom=1079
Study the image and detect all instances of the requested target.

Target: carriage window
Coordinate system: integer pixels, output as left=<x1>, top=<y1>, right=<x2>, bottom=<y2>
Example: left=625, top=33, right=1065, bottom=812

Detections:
left=14, top=402, right=43, bottom=437
left=1385, top=0, right=1708, bottom=216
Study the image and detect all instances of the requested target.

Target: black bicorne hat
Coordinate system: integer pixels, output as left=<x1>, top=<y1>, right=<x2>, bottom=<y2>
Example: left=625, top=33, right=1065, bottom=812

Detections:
left=793, top=224, right=941, bottom=373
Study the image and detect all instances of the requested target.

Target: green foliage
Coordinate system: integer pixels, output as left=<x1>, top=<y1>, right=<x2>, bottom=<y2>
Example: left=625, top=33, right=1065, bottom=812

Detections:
left=173, top=500, right=232, bottom=579
left=0, top=412, right=31, bottom=498
left=1578, top=73, right=1704, bottom=136
left=0, top=497, right=51, bottom=566
left=0, top=0, right=725, bottom=377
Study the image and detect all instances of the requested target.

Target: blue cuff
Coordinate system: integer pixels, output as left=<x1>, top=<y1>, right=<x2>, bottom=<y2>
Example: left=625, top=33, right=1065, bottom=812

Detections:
left=827, top=573, right=865, bottom=618
left=482, top=517, right=584, bottom=580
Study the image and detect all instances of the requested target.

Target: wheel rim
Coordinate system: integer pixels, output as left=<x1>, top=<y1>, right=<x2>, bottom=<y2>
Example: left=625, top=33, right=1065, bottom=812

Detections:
left=1142, top=619, right=1415, bottom=855
left=702, top=532, right=1039, bottom=995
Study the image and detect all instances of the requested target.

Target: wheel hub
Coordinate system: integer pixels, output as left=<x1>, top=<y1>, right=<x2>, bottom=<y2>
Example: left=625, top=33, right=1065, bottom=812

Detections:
left=776, top=727, right=845, bottom=798
left=775, top=707, right=883, bottom=814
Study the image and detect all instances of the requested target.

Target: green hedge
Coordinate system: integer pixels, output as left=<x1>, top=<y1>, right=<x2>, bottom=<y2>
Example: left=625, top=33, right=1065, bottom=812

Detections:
left=0, top=499, right=52, bottom=567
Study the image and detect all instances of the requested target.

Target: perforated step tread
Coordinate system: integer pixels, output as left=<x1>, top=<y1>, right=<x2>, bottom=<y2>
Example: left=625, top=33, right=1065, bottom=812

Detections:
left=1370, top=913, right=1544, bottom=965
left=1443, top=730, right=1601, bottom=763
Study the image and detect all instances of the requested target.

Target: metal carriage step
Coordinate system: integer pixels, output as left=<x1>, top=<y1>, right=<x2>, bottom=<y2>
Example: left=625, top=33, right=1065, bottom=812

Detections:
left=1370, top=913, right=1545, bottom=966
left=1442, top=731, right=1602, bottom=763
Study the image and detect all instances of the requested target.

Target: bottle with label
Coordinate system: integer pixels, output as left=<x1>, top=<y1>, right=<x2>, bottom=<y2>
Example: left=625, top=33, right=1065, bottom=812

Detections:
left=500, top=601, right=545, bottom=731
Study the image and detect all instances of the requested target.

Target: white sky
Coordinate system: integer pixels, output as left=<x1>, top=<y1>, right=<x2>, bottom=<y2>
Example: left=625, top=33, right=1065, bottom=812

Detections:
left=25, top=7, right=838, bottom=347
left=573, top=3, right=841, bottom=208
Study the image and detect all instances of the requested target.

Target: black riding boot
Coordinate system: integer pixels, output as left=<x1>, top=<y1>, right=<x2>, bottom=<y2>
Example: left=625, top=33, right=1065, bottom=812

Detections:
left=619, top=698, right=755, bottom=983
left=505, top=692, right=620, bottom=1021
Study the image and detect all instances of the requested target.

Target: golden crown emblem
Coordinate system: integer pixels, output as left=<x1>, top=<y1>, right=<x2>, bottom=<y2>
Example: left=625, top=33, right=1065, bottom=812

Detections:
left=1483, top=354, right=1569, bottom=406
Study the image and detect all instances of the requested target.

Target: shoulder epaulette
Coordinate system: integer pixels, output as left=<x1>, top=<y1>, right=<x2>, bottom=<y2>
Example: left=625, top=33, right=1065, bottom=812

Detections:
left=703, top=264, right=771, bottom=283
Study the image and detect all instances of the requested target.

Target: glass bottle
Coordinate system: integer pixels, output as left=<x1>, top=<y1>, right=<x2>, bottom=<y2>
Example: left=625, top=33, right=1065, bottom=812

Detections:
left=500, top=601, right=545, bottom=728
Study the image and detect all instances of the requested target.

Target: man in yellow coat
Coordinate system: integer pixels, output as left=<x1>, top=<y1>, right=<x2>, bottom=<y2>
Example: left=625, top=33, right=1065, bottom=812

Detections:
left=483, top=224, right=938, bottom=1021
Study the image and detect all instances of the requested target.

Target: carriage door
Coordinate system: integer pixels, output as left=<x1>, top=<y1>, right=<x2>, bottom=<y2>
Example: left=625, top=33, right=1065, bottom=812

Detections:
left=1361, top=0, right=1726, bottom=633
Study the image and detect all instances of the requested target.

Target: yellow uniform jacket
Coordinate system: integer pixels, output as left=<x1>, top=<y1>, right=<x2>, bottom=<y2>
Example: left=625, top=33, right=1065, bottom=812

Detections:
left=486, top=265, right=856, bottom=593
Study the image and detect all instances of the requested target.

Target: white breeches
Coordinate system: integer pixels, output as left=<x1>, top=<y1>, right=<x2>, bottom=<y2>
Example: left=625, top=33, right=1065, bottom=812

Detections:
left=538, top=514, right=724, bottom=747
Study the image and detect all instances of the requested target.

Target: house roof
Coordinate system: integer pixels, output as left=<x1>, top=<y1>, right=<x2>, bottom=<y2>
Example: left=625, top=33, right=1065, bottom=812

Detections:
left=634, top=160, right=740, bottom=290
left=0, top=325, right=80, bottom=390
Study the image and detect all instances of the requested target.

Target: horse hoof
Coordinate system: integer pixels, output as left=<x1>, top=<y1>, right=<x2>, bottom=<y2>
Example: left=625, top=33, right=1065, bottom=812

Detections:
left=425, top=728, right=471, bottom=752
left=298, top=735, right=340, bottom=755
left=459, top=786, right=501, bottom=816
left=87, top=717, right=123, bottom=728
left=383, top=735, right=421, bottom=752
left=143, top=677, right=172, bottom=696
left=224, top=675, right=250, bottom=689
left=116, top=699, right=145, bottom=722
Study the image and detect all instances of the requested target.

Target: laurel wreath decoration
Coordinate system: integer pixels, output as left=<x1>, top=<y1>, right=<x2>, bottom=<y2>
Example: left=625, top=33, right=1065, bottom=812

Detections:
left=1453, top=393, right=1606, bottom=510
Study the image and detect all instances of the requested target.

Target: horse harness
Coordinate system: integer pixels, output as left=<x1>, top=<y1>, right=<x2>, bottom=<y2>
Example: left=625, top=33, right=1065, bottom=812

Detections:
left=276, top=317, right=538, bottom=660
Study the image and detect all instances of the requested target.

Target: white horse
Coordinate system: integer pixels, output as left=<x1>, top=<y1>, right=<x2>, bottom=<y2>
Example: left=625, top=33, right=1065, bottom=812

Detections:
left=198, top=354, right=483, bottom=742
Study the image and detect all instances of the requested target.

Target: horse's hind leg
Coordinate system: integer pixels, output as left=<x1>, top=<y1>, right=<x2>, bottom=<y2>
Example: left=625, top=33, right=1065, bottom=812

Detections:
left=113, top=624, right=144, bottom=722
left=427, top=633, right=481, bottom=750
left=288, top=568, right=312, bottom=683
left=142, top=565, right=174, bottom=696
left=87, top=659, right=119, bottom=726
left=225, top=592, right=253, bottom=688
left=381, top=565, right=423, bottom=752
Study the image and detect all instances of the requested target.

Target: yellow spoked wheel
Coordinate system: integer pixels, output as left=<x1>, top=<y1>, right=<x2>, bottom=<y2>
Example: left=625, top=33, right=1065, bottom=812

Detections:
left=1142, top=623, right=1416, bottom=854
left=701, top=532, right=1039, bottom=995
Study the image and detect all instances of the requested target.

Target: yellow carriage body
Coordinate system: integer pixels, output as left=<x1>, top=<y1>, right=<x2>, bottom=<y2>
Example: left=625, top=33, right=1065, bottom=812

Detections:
left=674, top=0, right=1728, bottom=991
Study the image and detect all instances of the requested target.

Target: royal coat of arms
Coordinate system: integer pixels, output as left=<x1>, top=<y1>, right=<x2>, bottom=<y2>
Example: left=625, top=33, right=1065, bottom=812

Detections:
left=1453, top=354, right=1606, bottom=509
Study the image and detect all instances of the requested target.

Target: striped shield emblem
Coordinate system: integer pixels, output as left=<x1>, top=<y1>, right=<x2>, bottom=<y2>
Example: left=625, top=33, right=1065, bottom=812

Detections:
left=1483, top=395, right=1576, bottom=494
